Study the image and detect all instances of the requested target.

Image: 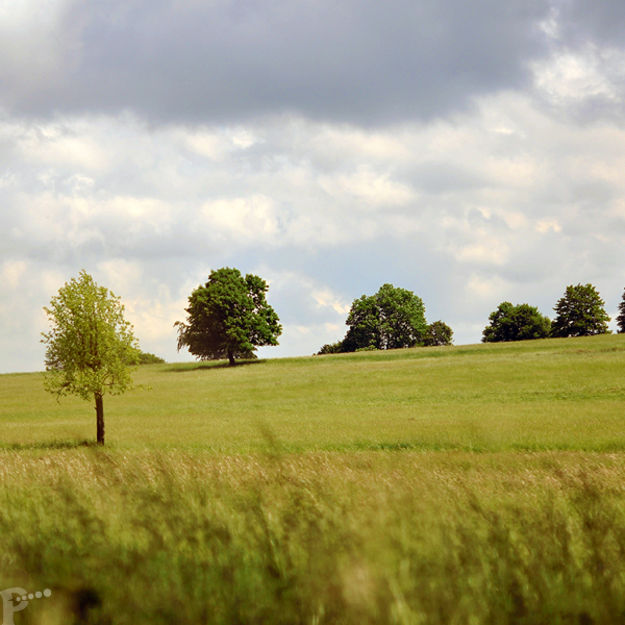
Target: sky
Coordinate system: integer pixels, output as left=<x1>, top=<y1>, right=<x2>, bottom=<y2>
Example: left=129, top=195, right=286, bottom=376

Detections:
left=2, top=0, right=625, bottom=372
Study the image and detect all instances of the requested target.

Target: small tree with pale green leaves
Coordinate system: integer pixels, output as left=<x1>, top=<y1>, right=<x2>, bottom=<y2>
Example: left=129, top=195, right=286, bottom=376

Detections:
left=41, top=271, right=139, bottom=445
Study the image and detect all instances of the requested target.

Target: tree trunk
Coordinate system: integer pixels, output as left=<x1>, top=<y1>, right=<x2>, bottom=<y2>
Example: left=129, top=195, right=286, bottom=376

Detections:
left=227, top=350, right=235, bottom=366
left=95, top=392, right=105, bottom=445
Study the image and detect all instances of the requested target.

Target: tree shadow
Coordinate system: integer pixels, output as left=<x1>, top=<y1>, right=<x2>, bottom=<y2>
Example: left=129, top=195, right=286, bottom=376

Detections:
left=165, top=359, right=266, bottom=373
left=0, top=439, right=97, bottom=451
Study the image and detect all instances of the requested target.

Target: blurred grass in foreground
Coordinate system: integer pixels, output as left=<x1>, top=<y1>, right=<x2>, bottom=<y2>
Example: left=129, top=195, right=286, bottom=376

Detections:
left=1, top=450, right=625, bottom=624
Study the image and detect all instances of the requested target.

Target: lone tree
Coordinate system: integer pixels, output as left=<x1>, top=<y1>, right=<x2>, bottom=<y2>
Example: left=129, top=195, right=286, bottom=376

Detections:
left=551, top=283, right=610, bottom=337
left=482, top=302, right=551, bottom=342
left=617, top=288, right=625, bottom=334
left=341, top=283, right=427, bottom=351
left=423, top=320, right=454, bottom=346
left=42, top=271, right=139, bottom=445
left=175, top=267, right=281, bottom=366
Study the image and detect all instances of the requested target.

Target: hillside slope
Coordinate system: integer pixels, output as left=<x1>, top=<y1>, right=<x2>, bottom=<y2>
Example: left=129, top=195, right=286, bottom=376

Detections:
left=2, top=334, right=624, bottom=451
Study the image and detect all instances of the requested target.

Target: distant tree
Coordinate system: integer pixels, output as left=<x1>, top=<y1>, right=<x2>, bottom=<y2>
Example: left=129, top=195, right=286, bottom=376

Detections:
left=137, top=351, right=165, bottom=364
left=342, top=284, right=427, bottom=351
left=317, top=341, right=344, bottom=355
left=551, top=284, right=610, bottom=337
left=41, top=271, right=139, bottom=445
left=482, top=302, right=551, bottom=343
left=341, top=293, right=380, bottom=352
left=617, top=288, right=625, bottom=334
left=423, top=321, right=454, bottom=346
left=175, top=267, right=281, bottom=366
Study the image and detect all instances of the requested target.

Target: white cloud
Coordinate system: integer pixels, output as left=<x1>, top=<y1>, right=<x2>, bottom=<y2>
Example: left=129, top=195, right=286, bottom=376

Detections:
left=175, top=127, right=229, bottom=160
left=533, top=47, right=625, bottom=105
left=465, top=274, right=509, bottom=301
left=311, top=289, right=351, bottom=316
left=456, top=241, right=509, bottom=266
left=16, top=124, right=108, bottom=171
left=231, top=128, right=259, bottom=149
left=201, top=195, right=281, bottom=242
left=536, top=219, right=562, bottom=234
left=41, top=269, right=67, bottom=298
left=0, top=260, right=28, bottom=289
left=96, top=259, right=143, bottom=295
left=319, top=167, right=416, bottom=208
left=310, top=125, right=411, bottom=162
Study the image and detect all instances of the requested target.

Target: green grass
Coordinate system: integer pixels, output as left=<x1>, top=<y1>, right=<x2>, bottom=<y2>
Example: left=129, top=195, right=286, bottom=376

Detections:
left=2, top=334, right=624, bottom=452
left=1, top=335, right=625, bottom=623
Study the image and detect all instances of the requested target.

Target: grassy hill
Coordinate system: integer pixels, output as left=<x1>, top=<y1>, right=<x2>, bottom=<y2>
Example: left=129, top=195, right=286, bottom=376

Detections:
left=1, top=335, right=625, bottom=624
left=2, top=333, right=624, bottom=451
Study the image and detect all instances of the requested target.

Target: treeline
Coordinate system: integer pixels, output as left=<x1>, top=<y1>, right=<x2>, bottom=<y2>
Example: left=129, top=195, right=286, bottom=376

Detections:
left=482, top=283, right=624, bottom=343
left=318, top=282, right=625, bottom=354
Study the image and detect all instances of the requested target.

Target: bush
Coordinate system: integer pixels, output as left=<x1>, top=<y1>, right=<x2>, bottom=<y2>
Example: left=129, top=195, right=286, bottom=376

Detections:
left=137, top=351, right=166, bottom=364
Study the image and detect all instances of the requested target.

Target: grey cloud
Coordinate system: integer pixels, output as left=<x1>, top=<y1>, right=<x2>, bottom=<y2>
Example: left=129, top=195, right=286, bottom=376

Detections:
left=554, top=0, right=625, bottom=47
left=2, top=0, right=550, bottom=125
left=410, top=162, right=487, bottom=195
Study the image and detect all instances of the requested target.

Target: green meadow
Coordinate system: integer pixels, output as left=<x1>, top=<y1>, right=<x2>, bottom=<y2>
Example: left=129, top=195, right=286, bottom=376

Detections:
left=1, top=334, right=625, bottom=623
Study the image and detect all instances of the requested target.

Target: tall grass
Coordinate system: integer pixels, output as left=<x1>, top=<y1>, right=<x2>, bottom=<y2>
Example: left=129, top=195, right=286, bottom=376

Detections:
left=1, top=451, right=625, bottom=624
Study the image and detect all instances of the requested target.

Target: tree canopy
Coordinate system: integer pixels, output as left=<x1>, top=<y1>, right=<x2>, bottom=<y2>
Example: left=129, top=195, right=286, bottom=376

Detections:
left=41, top=270, right=139, bottom=445
left=482, top=302, right=551, bottom=343
left=617, top=288, right=625, bottom=334
left=423, top=320, right=454, bottom=346
left=340, top=283, right=427, bottom=352
left=551, top=284, right=610, bottom=337
left=175, top=267, right=282, bottom=366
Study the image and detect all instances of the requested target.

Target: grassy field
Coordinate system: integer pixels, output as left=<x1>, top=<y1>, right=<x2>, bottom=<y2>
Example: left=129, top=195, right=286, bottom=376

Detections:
left=1, top=335, right=624, bottom=623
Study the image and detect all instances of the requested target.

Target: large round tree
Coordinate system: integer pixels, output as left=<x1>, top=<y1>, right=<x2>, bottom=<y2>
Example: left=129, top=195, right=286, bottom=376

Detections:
left=176, top=267, right=282, bottom=366
left=551, top=283, right=610, bottom=337
left=342, top=283, right=427, bottom=351
left=482, top=302, right=551, bottom=342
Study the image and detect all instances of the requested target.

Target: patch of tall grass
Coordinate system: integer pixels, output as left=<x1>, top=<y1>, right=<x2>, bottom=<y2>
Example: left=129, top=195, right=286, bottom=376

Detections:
left=1, top=450, right=625, bottom=624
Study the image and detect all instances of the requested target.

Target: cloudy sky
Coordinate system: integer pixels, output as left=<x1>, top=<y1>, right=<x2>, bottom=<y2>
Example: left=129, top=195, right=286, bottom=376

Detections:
left=2, top=0, right=625, bottom=372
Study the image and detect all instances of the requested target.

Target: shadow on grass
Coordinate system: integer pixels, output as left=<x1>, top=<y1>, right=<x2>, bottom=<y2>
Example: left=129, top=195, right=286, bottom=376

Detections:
left=0, top=439, right=98, bottom=451
left=165, top=359, right=266, bottom=373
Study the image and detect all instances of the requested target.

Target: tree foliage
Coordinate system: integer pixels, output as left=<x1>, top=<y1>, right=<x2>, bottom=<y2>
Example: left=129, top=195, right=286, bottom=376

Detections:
left=551, top=284, right=610, bottom=337
left=482, top=302, right=551, bottom=343
left=41, top=270, right=139, bottom=445
left=423, top=320, right=454, bottom=346
left=137, top=351, right=165, bottom=364
left=617, top=288, right=625, bottom=334
left=317, top=341, right=344, bottom=355
left=175, top=267, right=281, bottom=366
left=341, top=284, right=427, bottom=352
